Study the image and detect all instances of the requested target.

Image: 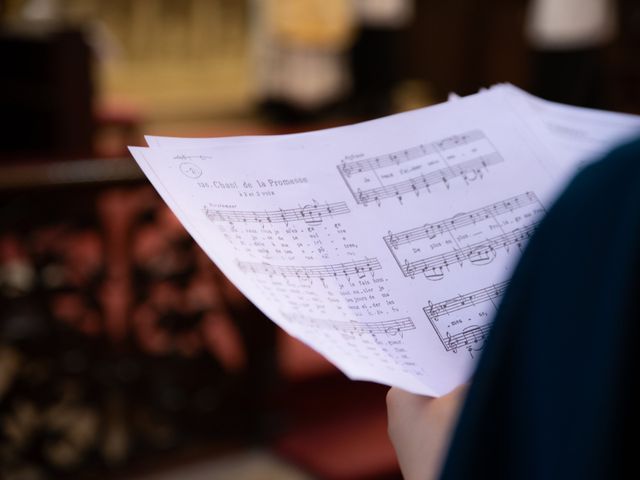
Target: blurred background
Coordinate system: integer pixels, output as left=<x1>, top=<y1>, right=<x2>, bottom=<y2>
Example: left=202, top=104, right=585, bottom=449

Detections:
left=1, top=1, right=639, bottom=479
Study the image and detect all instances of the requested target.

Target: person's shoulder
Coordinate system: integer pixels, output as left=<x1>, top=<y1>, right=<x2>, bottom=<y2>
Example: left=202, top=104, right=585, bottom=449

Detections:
left=605, top=135, right=640, bottom=158
left=560, top=135, right=640, bottom=206
left=581, top=135, right=640, bottom=182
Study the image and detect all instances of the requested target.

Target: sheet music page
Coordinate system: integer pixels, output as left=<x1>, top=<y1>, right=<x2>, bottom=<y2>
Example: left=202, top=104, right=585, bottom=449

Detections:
left=493, top=84, right=640, bottom=176
left=131, top=91, right=568, bottom=396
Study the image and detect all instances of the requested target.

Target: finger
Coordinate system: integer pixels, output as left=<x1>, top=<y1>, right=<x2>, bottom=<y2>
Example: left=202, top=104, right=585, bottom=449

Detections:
left=387, top=387, right=434, bottom=410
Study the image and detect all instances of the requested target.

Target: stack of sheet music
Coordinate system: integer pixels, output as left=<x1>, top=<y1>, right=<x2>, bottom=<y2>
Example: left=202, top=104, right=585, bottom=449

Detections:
left=130, top=85, right=640, bottom=396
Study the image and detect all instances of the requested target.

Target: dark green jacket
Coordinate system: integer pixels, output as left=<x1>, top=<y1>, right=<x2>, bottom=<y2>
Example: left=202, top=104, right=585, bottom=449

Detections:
left=441, top=137, right=640, bottom=479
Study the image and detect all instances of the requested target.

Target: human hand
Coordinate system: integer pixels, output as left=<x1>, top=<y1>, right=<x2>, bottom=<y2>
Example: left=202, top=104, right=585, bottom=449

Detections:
left=386, top=384, right=468, bottom=480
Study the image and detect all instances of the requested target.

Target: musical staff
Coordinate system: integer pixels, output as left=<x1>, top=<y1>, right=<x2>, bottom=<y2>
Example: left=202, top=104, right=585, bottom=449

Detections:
left=338, top=130, right=486, bottom=177
left=385, top=192, right=545, bottom=279
left=424, top=281, right=508, bottom=320
left=400, top=223, right=538, bottom=277
left=204, top=201, right=350, bottom=225
left=337, top=130, right=504, bottom=206
left=401, top=224, right=537, bottom=278
left=423, top=281, right=508, bottom=353
left=384, top=192, right=539, bottom=249
left=357, top=154, right=503, bottom=206
left=444, top=325, right=492, bottom=352
left=237, top=257, right=382, bottom=279
left=283, top=312, right=416, bottom=336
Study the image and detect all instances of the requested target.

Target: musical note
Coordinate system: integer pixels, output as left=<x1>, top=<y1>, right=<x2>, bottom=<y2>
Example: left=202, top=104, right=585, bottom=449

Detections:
left=424, top=266, right=445, bottom=281
left=467, top=244, right=496, bottom=265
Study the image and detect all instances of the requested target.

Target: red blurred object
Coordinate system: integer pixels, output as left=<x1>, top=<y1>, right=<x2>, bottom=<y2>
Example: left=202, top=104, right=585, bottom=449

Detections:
left=273, top=378, right=400, bottom=480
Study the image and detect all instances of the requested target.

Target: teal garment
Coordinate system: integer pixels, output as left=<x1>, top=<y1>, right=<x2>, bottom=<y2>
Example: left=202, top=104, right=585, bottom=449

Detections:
left=440, top=137, right=640, bottom=479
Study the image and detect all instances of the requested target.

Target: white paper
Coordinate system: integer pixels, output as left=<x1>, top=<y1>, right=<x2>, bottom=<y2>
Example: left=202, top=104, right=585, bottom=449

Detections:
left=132, top=90, right=586, bottom=396
left=492, top=84, right=640, bottom=178
left=133, top=88, right=640, bottom=396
